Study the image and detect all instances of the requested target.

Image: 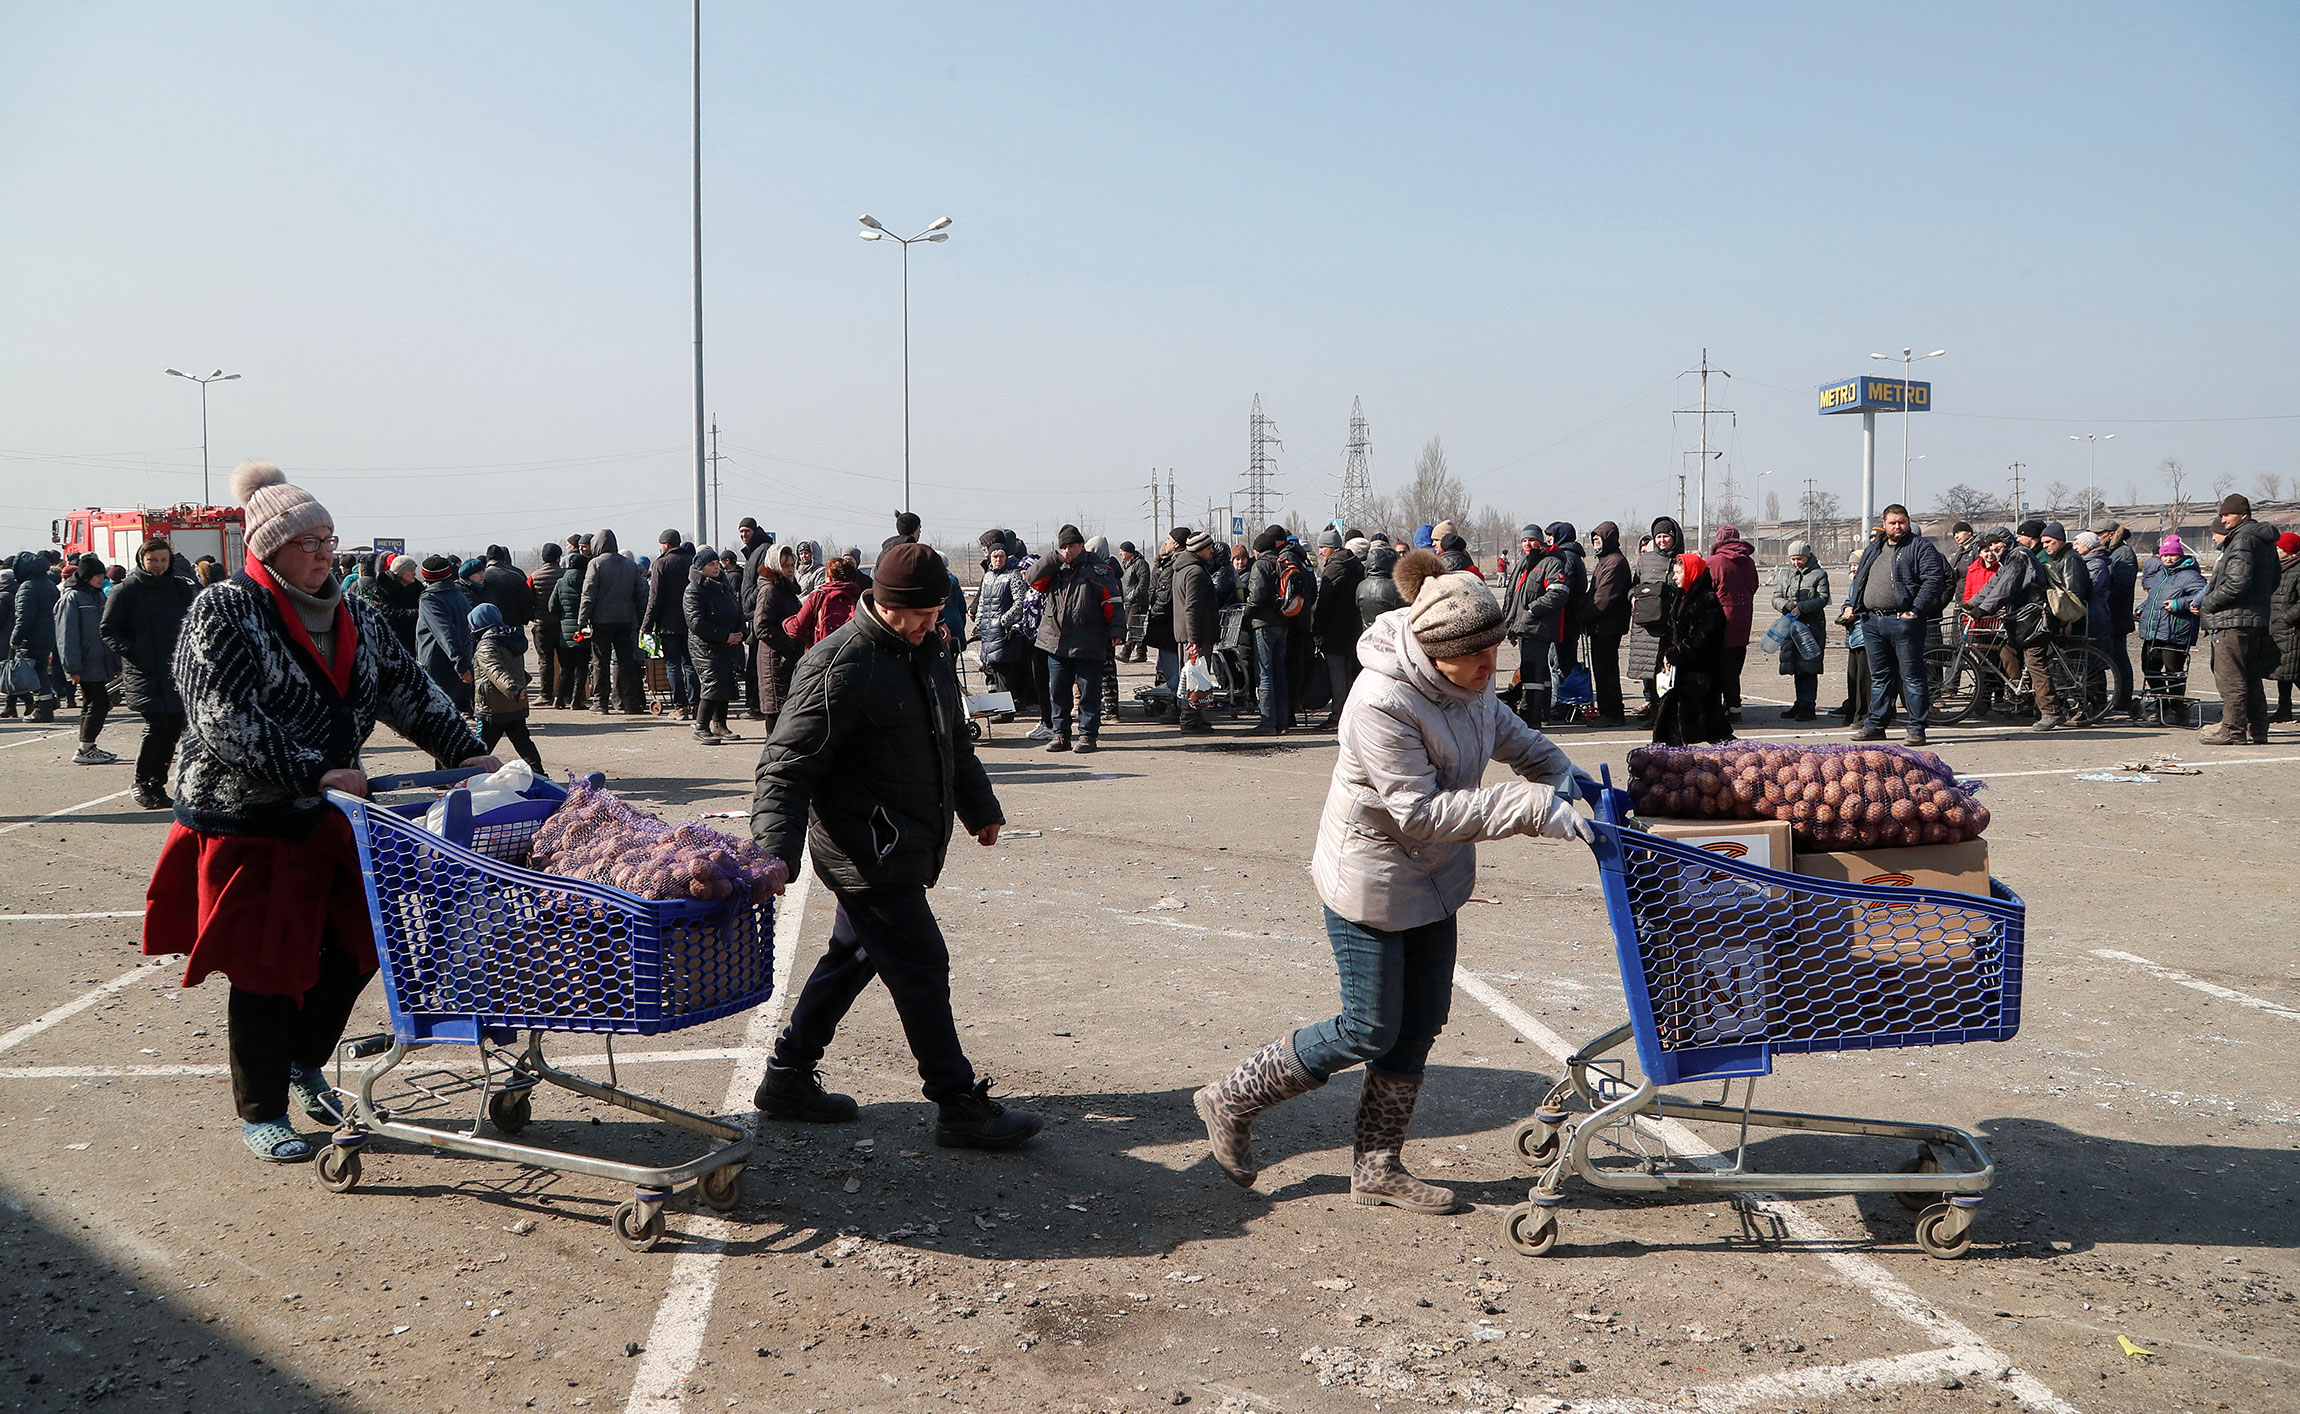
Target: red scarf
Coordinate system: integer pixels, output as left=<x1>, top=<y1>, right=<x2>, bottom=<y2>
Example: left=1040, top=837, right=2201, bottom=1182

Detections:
left=245, top=557, right=358, bottom=698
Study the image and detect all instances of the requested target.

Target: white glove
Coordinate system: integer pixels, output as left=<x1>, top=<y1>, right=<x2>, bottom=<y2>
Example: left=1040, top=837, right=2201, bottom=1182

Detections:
left=1538, top=796, right=1595, bottom=844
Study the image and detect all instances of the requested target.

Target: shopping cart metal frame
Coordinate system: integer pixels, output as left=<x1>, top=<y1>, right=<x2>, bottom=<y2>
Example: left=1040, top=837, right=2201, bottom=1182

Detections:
left=317, top=770, right=771, bottom=1250
left=1503, top=769, right=2023, bottom=1262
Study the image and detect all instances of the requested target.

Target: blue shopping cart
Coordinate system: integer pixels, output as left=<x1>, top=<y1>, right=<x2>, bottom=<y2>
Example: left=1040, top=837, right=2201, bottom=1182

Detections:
left=1504, top=767, right=2026, bottom=1261
left=317, top=770, right=776, bottom=1251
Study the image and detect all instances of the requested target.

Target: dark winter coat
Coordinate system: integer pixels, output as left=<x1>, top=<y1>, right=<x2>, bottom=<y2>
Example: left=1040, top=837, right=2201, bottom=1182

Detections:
left=10, top=554, right=59, bottom=656
left=471, top=628, right=531, bottom=717
left=548, top=553, right=590, bottom=647
left=1504, top=549, right=1568, bottom=642
left=748, top=572, right=804, bottom=718
left=54, top=579, right=119, bottom=683
left=170, top=566, right=484, bottom=838
left=646, top=544, right=695, bottom=636
left=2200, top=518, right=2282, bottom=632
left=1624, top=517, right=1683, bottom=681
left=416, top=580, right=474, bottom=687
left=1247, top=547, right=1314, bottom=630
left=2039, top=543, right=2092, bottom=615
left=364, top=572, right=422, bottom=652
left=1312, top=548, right=1365, bottom=655
left=2079, top=548, right=2114, bottom=644
left=737, top=535, right=775, bottom=616
left=1030, top=551, right=1121, bottom=661
left=100, top=565, right=198, bottom=714
left=530, top=560, right=566, bottom=631
left=2104, top=531, right=2140, bottom=635
left=1847, top=531, right=1951, bottom=619
left=578, top=531, right=644, bottom=629
left=1144, top=550, right=1178, bottom=653
left=1356, top=546, right=1404, bottom=625
left=975, top=567, right=1029, bottom=664
left=1171, top=550, right=1220, bottom=650
left=2270, top=554, right=2300, bottom=682
left=2137, top=554, right=2207, bottom=647
left=786, top=578, right=861, bottom=651
left=683, top=570, right=746, bottom=701
left=1653, top=570, right=1731, bottom=746
left=1968, top=544, right=2045, bottom=617
left=477, top=556, right=539, bottom=627
left=1707, top=532, right=1759, bottom=648
left=1121, top=553, right=1152, bottom=614
left=1769, top=561, right=1831, bottom=677
left=751, top=596, right=1002, bottom=894
left=1585, top=525, right=1631, bottom=638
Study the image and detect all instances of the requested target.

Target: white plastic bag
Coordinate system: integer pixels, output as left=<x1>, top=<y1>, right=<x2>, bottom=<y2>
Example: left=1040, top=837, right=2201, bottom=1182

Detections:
left=1181, top=650, right=1218, bottom=695
left=1655, top=664, right=1677, bottom=697
left=422, top=760, right=536, bottom=835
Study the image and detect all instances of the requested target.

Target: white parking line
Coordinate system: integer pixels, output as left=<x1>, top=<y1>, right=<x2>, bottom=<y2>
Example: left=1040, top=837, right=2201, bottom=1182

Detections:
left=1575, top=1345, right=2019, bottom=1414
left=1452, top=969, right=2077, bottom=1414
left=0, top=788, right=138, bottom=837
left=0, top=961, right=172, bottom=1057
left=2092, top=949, right=2300, bottom=1023
left=622, top=870, right=810, bottom=1414
left=0, top=732, right=65, bottom=751
left=0, top=910, right=144, bottom=921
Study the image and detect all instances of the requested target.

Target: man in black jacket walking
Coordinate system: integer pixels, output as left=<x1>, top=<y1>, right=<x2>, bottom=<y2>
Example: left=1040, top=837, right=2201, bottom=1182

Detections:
left=750, top=543, right=1039, bottom=1149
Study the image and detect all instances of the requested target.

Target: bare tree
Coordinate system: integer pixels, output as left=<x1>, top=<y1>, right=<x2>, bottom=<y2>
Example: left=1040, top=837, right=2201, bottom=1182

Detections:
left=1934, top=483, right=2001, bottom=522
left=2212, top=472, right=2237, bottom=502
left=1469, top=507, right=1520, bottom=568
left=1763, top=490, right=1781, bottom=523
left=2123, top=481, right=2142, bottom=505
left=2162, top=457, right=2191, bottom=528
left=1397, top=437, right=1473, bottom=533
left=2257, top=472, right=2286, bottom=504
left=2043, top=480, right=2074, bottom=514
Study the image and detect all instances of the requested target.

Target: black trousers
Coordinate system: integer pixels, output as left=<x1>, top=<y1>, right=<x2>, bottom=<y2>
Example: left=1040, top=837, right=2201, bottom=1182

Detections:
left=551, top=640, right=590, bottom=708
left=1325, top=648, right=1358, bottom=720
left=773, top=885, right=976, bottom=1104
left=77, top=678, right=113, bottom=744
left=227, top=931, right=372, bottom=1123
left=590, top=625, right=644, bottom=711
left=136, top=710, right=185, bottom=785
left=1589, top=632, right=1624, bottom=719
left=536, top=620, right=559, bottom=704
left=479, top=713, right=544, bottom=772
left=742, top=637, right=762, bottom=714
left=1720, top=644, right=1747, bottom=710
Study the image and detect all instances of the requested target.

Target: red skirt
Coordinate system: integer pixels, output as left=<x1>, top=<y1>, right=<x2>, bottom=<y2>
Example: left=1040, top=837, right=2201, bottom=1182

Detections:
left=143, top=812, right=378, bottom=998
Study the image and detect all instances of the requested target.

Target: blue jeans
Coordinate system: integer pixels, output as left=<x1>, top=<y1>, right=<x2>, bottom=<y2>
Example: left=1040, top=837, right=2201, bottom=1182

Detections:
left=1046, top=653, right=1103, bottom=740
left=1255, top=622, right=1290, bottom=729
left=1864, top=613, right=1929, bottom=731
left=657, top=632, right=695, bottom=709
left=1156, top=647, right=1179, bottom=698
left=1291, top=907, right=1458, bottom=1079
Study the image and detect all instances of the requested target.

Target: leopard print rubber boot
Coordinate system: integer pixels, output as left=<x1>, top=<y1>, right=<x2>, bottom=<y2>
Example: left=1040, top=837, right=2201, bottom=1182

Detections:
left=1349, top=1067, right=1457, bottom=1214
left=1194, top=1034, right=1324, bottom=1187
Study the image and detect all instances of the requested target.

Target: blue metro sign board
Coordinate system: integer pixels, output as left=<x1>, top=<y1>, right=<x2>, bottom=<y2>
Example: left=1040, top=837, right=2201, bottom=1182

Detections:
left=1818, top=376, right=1933, bottom=414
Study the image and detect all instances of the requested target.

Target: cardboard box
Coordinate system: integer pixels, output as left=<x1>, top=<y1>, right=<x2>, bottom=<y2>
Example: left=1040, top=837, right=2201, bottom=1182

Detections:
left=1643, top=818, right=1796, bottom=874
left=1791, top=838, right=1990, bottom=897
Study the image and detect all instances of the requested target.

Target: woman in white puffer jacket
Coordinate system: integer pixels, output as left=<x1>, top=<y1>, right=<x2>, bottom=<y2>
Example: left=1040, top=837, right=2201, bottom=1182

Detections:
left=1195, top=549, right=1593, bottom=1213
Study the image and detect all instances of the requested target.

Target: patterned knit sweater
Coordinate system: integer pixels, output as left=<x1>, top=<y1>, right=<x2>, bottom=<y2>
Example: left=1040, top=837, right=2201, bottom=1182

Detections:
left=170, top=569, right=485, bottom=838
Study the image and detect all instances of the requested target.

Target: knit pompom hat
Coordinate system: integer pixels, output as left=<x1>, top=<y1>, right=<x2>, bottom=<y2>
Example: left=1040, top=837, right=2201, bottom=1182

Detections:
left=233, top=461, right=333, bottom=562
left=1397, top=549, right=1506, bottom=660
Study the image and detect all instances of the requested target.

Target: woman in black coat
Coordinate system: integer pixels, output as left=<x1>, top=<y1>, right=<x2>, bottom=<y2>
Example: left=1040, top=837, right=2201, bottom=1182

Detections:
left=99, top=539, right=201, bottom=807
left=1625, top=515, right=1683, bottom=719
left=1652, top=552, right=1732, bottom=746
left=683, top=548, right=747, bottom=744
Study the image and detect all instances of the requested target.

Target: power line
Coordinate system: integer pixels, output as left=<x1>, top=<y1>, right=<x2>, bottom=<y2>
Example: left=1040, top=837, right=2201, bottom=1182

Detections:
left=1336, top=397, right=1374, bottom=529
left=1247, top=394, right=1280, bottom=528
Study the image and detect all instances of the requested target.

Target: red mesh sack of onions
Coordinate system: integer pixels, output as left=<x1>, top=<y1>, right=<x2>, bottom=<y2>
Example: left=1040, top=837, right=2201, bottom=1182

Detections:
left=1624, top=742, right=1989, bottom=852
left=529, top=777, right=789, bottom=905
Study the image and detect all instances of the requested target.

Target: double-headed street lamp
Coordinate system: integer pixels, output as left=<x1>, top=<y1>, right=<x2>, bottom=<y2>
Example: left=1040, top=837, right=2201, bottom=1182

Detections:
left=164, top=368, right=241, bottom=505
left=1869, top=347, right=1945, bottom=510
left=2070, top=432, right=2115, bottom=531
left=859, top=215, right=952, bottom=515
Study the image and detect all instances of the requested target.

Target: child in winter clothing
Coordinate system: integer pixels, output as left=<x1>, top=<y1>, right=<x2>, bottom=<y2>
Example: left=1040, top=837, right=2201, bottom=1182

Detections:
left=468, top=603, right=543, bottom=773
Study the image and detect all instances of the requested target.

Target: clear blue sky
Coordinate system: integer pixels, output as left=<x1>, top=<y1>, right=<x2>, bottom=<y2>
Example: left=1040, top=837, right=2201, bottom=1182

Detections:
left=4, top=2, right=2296, bottom=556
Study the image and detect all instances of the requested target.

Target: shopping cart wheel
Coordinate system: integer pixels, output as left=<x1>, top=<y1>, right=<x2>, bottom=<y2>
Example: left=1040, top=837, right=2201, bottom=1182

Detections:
left=487, top=1089, right=533, bottom=1135
left=967, top=720, right=984, bottom=743
left=1504, top=1203, right=1559, bottom=1257
left=612, top=1199, right=667, bottom=1252
left=1894, top=1152, right=1942, bottom=1212
left=315, top=1145, right=362, bottom=1194
left=1914, top=1204, right=1974, bottom=1260
left=697, top=1163, right=744, bottom=1214
left=1510, top=1117, right=1561, bottom=1167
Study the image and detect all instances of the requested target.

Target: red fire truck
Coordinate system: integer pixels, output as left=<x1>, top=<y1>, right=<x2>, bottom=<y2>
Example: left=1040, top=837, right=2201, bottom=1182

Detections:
left=54, top=504, right=247, bottom=574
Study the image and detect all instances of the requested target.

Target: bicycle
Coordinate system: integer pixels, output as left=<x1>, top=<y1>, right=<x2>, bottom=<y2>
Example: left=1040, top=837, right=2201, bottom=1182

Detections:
left=1927, top=610, right=2114, bottom=726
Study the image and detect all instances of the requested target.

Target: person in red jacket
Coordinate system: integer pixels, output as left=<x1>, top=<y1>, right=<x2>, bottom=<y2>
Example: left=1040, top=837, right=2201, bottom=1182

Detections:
left=1707, top=526, right=1759, bottom=720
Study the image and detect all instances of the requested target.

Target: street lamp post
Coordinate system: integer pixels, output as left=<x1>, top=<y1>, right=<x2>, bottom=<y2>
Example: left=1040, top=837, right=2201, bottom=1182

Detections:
left=2070, top=433, right=2115, bottom=531
left=1868, top=347, right=1945, bottom=510
left=164, top=368, right=241, bottom=505
left=858, top=215, right=952, bottom=515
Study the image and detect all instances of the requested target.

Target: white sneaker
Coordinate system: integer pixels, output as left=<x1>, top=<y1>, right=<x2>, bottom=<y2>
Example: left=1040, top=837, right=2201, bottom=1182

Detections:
left=73, top=744, right=117, bottom=766
left=1024, top=724, right=1054, bottom=741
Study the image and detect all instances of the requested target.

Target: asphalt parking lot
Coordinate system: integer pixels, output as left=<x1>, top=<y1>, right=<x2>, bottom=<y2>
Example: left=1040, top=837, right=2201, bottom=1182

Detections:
left=2, top=659, right=2295, bottom=1414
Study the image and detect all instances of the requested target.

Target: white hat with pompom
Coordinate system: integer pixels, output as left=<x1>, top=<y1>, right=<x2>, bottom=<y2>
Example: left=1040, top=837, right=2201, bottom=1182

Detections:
left=231, top=460, right=333, bottom=562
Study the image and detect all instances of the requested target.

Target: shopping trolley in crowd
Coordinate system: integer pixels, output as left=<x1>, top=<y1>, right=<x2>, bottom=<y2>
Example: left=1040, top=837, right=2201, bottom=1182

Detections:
left=318, top=769, right=776, bottom=1251
left=1505, top=768, right=2025, bottom=1261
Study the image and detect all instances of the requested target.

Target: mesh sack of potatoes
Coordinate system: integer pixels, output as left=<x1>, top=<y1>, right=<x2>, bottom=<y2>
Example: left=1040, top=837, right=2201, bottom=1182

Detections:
left=1625, top=742, right=1989, bottom=853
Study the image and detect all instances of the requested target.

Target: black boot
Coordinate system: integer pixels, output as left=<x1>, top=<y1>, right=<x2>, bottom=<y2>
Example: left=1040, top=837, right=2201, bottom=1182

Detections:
left=934, top=1078, right=1042, bottom=1150
left=753, top=1062, right=859, bottom=1123
left=132, top=780, right=170, bottom=811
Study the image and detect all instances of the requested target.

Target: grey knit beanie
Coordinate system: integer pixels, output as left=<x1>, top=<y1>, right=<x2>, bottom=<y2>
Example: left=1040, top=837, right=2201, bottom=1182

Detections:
left=233, top=461, right=333, bottom=562
left=1405, top=563, right=1507, bottom=660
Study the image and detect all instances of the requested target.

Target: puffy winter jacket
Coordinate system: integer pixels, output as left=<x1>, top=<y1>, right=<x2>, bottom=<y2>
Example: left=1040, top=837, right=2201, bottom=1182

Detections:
left=578, top=531, right=644, bottom=629
left=684, top=570, right=747, bottom=700
left=1171, top=550, right=1220, bottom=649
left=1503, top=549, right=1567, bottom=641
left=1769, top=561, right=1831, bottom=676
left=548, top=553, right=590, bottom=646
left=975, top=567, right=1027, bottom=663
left=2200, top=518, right=2282, bottom=632
left=1584, top=524, right=1631, bottom=637
left=477, top=554, right=538, bottom=627
left=1312, top=547, right=1365, bottom=652
left=2080, top=548, right=2114, bottom=642
left=1707, top=532, right=1759, bottom=648
left=2039, top=543, right=2092, bottom=614
left=1624, top=517, right=1683, bottom=682
left=1121, top=552, right=1152, bottom=613
left=471, top=628, right=530, bottom=716
left=100, top=565, right=198, bottom=713
left=645, top=544, right=695, bottom=635
left=1144, top=550, right=1179, bottom=653
left=1311, top=609, right=1576, bottom=933
left=750, top=596, right=1002, bottom=893
left=1356, top=546, right=1405, bottom=625
left=416, top=581, right=474, bottom=684
left=2136, top=555, right=2206, bottom=646
left=54, top=579, right=119, bottom=682
left=1030, top=551, right=1121, bottom=660
left=10, top=555, right=59, bottom=656
left=2271, top=553, right=2300, bottom=681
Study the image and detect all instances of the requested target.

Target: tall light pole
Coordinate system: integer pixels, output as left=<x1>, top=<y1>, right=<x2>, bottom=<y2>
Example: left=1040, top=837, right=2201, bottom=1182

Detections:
left=691, top=0, right=708, bottom=547
left=2070, top=432, right=2115, bottom=531
left=164, top=368, right=240, bottom=505
left=859, top=215, right=951, bottom=514
left=1869, top=347, right=1945, bottom=510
